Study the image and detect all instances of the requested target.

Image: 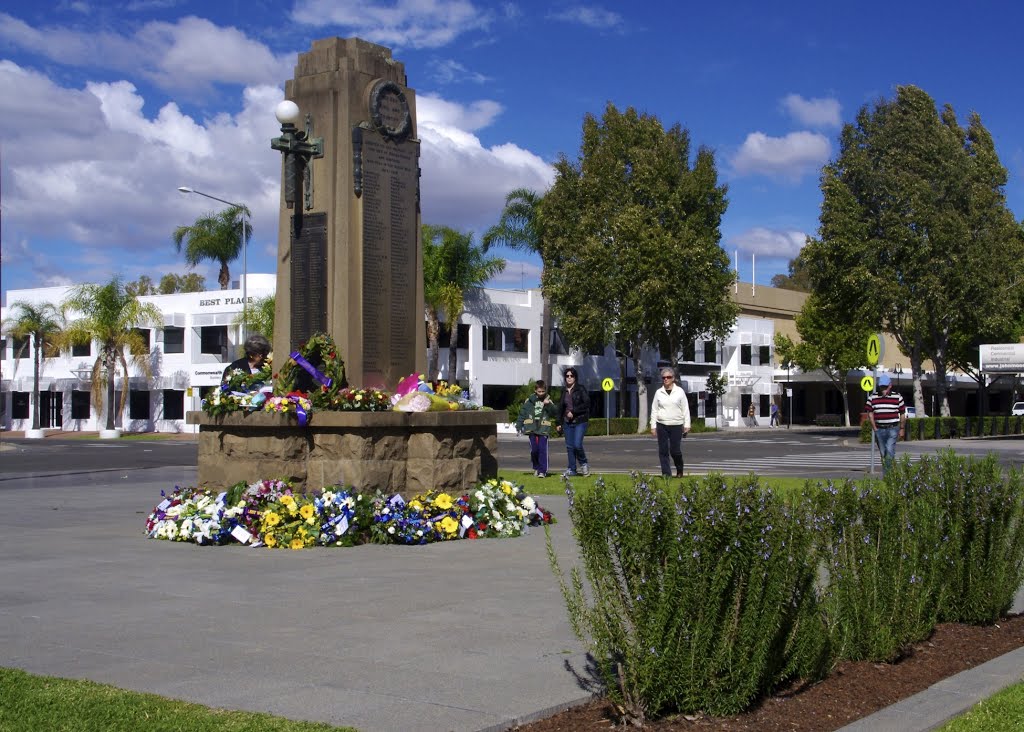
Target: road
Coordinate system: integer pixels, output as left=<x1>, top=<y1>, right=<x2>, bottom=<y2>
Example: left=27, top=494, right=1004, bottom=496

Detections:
left=2, top=429, right=1020, bottom=485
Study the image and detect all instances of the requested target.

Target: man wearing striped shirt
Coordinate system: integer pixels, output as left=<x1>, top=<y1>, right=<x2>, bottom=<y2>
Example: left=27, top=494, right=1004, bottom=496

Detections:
left=866, top=373, right=906, bottom=475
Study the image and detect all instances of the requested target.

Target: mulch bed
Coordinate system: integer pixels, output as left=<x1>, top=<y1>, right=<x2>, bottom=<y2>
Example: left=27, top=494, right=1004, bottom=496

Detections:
left=515, top=614, right=1024, bottom=731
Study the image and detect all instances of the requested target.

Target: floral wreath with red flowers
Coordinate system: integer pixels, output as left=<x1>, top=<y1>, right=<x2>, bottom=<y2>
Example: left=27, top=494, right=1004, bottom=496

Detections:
left=273, top=332, right=348, bottom=409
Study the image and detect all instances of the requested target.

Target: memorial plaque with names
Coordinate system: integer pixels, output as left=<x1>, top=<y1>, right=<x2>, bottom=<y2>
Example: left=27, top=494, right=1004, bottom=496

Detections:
left=360, top=130, right=419, bottom=384
left=290, top=212, right=328, bottom=351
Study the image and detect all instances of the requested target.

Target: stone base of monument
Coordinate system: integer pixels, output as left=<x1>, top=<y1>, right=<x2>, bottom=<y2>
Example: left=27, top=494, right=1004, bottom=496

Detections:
left=186, top=410, right=505, bottom=497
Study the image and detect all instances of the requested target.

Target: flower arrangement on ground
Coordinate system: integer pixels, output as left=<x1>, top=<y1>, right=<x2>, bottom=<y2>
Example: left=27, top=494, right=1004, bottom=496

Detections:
left=145, top=477, right=554, bottom=549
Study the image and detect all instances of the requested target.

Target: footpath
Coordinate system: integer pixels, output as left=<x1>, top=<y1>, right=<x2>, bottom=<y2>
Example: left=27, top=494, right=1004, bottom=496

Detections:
left=0, top=442, right=1020, bottom=731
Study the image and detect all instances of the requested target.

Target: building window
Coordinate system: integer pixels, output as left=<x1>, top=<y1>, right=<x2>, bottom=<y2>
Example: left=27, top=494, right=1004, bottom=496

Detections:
left=682, top=341, right=696, bottom=362
left=130, top=328, right=151, bottom=356
left=11, top=335, right=29, bottom=358
left=703, top=341, right=717, bottom=363
left=483, top=326, right=529, bottom=353
left=71, top=391, right=91, bottom=419
left=164, top=327, right=185, bottom=354
left=200, top=326, right=228, bottom=356
left=129, top=390, right=150, bottom=420
left=72, top=341, right=91, bottom=357
left=0, top=337, right=6, bottom=359
left=550, top=328, right=569, bottom=356
left=741, top=344, right=752, bottom=365
left=43, top=338, right=61, bottom=358
left=436, top=323, right=470, bottom=349
left=12, top=392, right=30, bottom=419
left=162, top=390, right=185, bottom=420
left=759, top=345, right=771, bottom=365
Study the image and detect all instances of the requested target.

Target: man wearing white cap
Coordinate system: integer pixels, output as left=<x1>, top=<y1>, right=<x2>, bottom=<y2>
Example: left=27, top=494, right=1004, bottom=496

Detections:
left=865, top=373, right=906, bottom=475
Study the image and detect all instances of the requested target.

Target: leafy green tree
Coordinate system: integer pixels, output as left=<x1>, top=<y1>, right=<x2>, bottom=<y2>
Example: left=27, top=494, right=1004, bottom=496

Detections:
left=232, top=295, right=276, bottom=346
left=482, top=188, right=555, bottom=385
left=542, top=103, right=736, bottom=430
left=774, top=295, right=871, bottom=426
left=158, top=272, right=207, bottom=294
left=124, top=275, right=156, bottom=298
left=802, top=85, right=1022, bottom=416
left=172, top=205, right=251, bottom=290
left=62, top=277, right=163, bottom=431
left=4, top=302, right=64, bottom=430
left=770, top=254, right=812, bottom=292
left=422, top=225, right=505, bottom=380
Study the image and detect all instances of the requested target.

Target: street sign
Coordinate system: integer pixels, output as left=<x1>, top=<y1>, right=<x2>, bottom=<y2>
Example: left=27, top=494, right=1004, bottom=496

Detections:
left=601, top=377, right=614, bottom=392
left=866, top=334, right=884, bottom=366
left=861, top=375, right=874, bottom=393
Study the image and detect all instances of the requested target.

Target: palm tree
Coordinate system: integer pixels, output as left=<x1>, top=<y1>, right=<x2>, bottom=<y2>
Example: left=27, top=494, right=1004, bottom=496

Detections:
left=172, top=204, right=252, bottom=290
left=422, top=225, right=505, bottom=381
left=482, top=188, right=553, bottom=384
left=62, top=277, right=163, bottom=432
left=232, top=294, right=276, bottom=350
left=5, top=302, right=64, bottom=431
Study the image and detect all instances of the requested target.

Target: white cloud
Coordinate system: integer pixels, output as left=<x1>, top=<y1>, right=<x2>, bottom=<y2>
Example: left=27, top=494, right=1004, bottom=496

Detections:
left=429, top=58, right=490, bottom=85
left=548, top=5, right=623, bottom=30
left=0, top=13, right=293, bottom=94
left=780, top=93, right=841, bottom=128
left=417, top=93, right=502, bottom=131
left=290, top=0, right=492, bottom=49
left=730, top=131, right=830, bottom=179
left=731, top=227, right=808, bottom=258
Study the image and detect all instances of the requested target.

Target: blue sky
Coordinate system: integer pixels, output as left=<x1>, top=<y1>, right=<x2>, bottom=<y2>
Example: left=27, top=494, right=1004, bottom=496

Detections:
left=2, top=1, right=1023, bottom=304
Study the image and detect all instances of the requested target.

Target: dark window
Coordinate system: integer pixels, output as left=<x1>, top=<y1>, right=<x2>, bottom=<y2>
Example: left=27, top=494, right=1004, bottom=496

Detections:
left=162, top=390, right=185, bottom=420
left=130, top=328, right=151, bottom=356
left=72, top=341, right=91, bottom=357
left=200, top=326, right=228, bottom=356
left=0, top=338, right=6, bottom=359
left=12, top=391, right=30, bottom=419
left=587, top=341, right=606, bottom=356
left=682, top=341, right=696, bottom=362
left=703, top=341, right=717, bottom=363
left=163, top=327, right=185, bottom=354
left=436, top=323, right=470, bottom=349
left=129, top=390, right=150, bottom=420
left=12, top=335, right=29, bottom=358
left=741, top=344, right=752, bottom=365
left=759, top=345, right=771, bottom=365
left=550, top=328, right=569, bottom=356
left=71, top=390, right=91, bottom=419
left=483, top=326, right=529, bottom=353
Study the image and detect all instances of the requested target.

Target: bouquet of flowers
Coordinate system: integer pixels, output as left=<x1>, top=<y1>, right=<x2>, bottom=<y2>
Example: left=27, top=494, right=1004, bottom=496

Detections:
left=331, top=387, right=394, bottom=412
left=202, top=360, right=273, bottom=417
left=466, top=478, right=555, bottom=538
left=315, top=487, right=373, bottom=546
left=146, top=487, right=246, bottom=545
left=258, top=489, right=321, bottom=549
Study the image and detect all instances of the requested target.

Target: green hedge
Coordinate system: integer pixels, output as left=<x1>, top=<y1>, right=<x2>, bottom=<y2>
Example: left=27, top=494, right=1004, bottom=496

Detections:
left=859, top=415, right=1024, bottom=442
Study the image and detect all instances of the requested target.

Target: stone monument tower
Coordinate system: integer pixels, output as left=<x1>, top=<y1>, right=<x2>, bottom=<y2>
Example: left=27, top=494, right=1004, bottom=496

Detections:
left=272, top=37, right=427, bottom=388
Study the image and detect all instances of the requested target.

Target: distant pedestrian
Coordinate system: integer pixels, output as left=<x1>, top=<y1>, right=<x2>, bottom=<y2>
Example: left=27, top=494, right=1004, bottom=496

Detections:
left=516, top=380, right=559, bottom=478
left=770, top=402, right=780, bottom=427
left=747, top=402, right=758, bottom=427
left=650, top=368, right=691, bottom=477
left=556, top=367, right=590, bottom=477
left=866, top=373, right=906, bottom=476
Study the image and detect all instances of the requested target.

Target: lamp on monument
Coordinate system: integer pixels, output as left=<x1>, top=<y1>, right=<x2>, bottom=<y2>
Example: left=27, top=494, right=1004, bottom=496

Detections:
left=271, top=100, right=324, bottom=211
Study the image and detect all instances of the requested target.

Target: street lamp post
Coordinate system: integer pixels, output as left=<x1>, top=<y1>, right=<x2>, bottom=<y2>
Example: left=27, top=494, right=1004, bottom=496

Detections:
left=177, top=187, right=249, bottom=333
left=894, top=363, right=903, bottom=393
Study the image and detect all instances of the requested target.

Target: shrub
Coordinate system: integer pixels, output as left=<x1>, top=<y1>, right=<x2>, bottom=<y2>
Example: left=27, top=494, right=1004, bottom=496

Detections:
left=813, top=470, right=949, bottom=662
left=931, top=452, right=1024, bottom=624
left=548, top=474, right=827, bottom=724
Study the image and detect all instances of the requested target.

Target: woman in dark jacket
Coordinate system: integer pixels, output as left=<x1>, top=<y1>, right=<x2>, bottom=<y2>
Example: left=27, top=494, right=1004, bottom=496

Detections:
left=556, top=366, right=590, bottom=476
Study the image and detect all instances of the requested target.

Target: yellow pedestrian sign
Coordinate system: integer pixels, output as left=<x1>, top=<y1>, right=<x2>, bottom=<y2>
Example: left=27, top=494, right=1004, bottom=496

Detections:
left=861, top=375, right=874, bottom=393
left=601, top=377, right=614, bottom=392
left=866, top=334, right=883, bottom=366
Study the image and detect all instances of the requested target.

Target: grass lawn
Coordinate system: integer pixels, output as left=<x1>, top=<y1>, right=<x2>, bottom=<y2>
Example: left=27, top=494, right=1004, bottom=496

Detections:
left=937, top=679, right=1024, bottom=731
left=0, top=667, right=357, bottom=732
left=501, top=470, right=814, bottom=496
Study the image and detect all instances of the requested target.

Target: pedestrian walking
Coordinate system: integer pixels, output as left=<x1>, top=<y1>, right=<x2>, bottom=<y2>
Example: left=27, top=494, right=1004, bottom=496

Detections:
left=770, top=402, right=780, bottom=427
left=747, top=402, right=758, bottom=427
left=650, top=368, right=691, bottom=476
left=866, top=373, right=906, bottom=476
left=515, top=380, right=559, bottom=478
left=555, top=367, right=590, bottom=476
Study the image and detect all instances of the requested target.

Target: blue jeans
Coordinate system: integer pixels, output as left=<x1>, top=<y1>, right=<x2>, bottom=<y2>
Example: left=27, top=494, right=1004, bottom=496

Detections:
left=874, top=425, right=900, bottom=474
left=562, top=421, right=588, bottom=474
left=528, top=434, right=549, bottom=475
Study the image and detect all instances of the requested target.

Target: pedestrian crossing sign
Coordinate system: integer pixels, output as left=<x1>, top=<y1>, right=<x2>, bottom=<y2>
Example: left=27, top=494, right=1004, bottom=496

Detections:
left=861, top=375, right=874, bottom=393
left=866, top=334, right=883, bottom=366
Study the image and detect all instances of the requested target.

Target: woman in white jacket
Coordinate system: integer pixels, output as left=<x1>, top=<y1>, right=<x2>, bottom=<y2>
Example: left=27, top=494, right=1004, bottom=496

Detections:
left=649, top=367, right=691, bottom=477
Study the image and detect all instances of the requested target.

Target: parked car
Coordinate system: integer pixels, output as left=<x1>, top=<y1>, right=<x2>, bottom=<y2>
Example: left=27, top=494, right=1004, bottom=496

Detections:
left=1011, top=402, right=1024, bottom=416
left=905, top=406, right=924, bottom=419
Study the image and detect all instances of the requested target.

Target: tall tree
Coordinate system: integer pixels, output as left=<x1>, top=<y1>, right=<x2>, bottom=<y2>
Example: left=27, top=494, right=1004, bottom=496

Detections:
left=159, top=272, right=207, bottom=294
left=232, top=294, right=276, bottom=346
left=422, top=225, right=505, bottom=381
left=770, top=253, right=812, bottom=292
left=482, top=188, right=555, bottom=385
left=62, top=277, right=163, bottom=431
left=5, top=301, right=64, bottom=431
left=542, top=103, right=736, bottom=431
left=172, top=205, right=252, bottom=290
left=803, top=85, right=1022, bottom=416
left=775, top=295, right=871, bottom=426
left=125, top=275, right=156, bottom=298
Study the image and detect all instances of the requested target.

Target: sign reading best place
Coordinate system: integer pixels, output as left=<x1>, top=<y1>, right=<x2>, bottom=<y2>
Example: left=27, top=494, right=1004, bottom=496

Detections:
left=979, top=343, right=1024, bottom=373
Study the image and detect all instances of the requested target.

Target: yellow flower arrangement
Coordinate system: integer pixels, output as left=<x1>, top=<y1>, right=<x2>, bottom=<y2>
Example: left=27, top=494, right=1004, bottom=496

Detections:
left=440, top=515, right=459, bottom=536
left=264, top=511, right=282, bottom=527
left=434, top=493, right=453, bottom=510
left=299, top=503, right=315, bottom=520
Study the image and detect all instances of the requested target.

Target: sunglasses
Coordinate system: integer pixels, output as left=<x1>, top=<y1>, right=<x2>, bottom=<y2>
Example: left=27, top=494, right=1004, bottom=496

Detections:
left=662, top=375, right=674, bottom=380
